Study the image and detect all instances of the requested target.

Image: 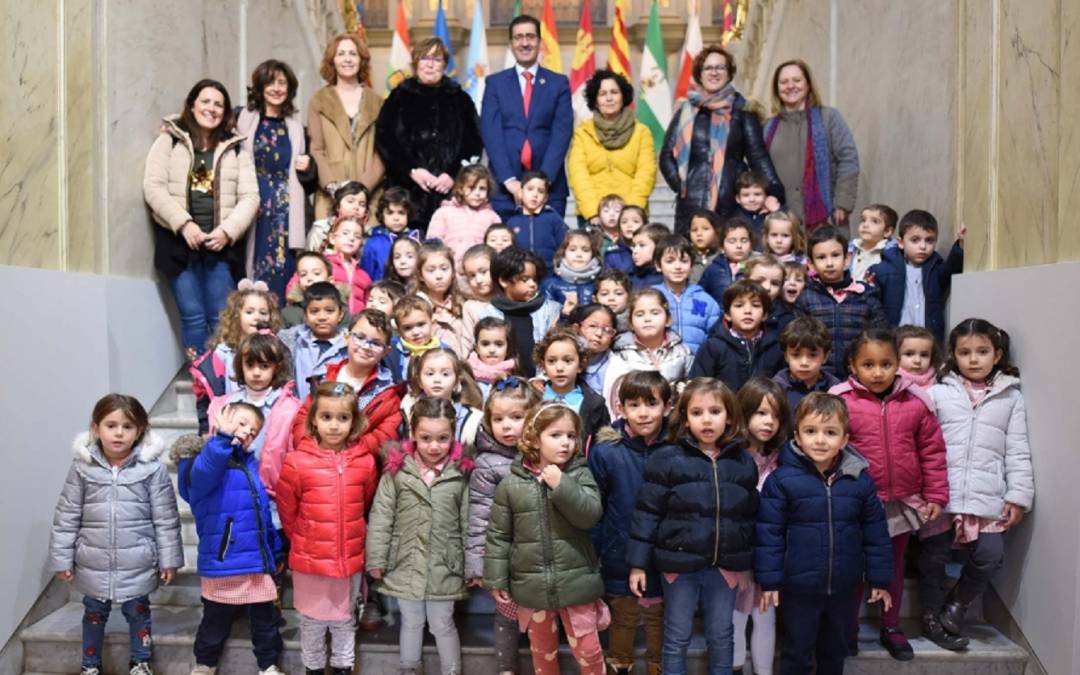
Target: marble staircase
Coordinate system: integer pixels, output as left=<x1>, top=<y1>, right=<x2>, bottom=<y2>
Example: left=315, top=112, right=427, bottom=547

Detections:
left=17, top=370, right=1030, bottom=675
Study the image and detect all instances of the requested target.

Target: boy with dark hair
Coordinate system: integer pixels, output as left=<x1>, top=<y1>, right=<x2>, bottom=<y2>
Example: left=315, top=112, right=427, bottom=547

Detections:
left=594, top=267, right=632, bottom=331
left=797, top=226, right=887, bottom=376
left=490, top=246, right=562, bottom=376
left=756, top=392, right=893, bottom=675
left=278, top=281, right=349, bottom=399
left=733, top=170, right=772, bottom=242
left=867, top=209, right=964, bottom=343
left=505, top=170, right=569, bottom=273
left=689, top=279, right=783, bottom=390
left=589, top=370, right=672, bottom=675
left=629, top=223, right=669, bottom=289
left=849, top=203, right=898, bottom=282
left=652, top=234, right=720, bottom=351
left=772, top=316, right=840, bottom=418
left=361, top=186, right=420, bottom=282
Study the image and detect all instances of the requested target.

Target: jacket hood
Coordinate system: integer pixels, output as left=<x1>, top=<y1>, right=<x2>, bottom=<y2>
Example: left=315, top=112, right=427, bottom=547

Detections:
left=161, top=114, right=244, bottom=150
left=168, top=433, right=205, bottom=465
left=612, top=330, right=684, bottom=353
left=939, top=371, right=1021, bottom=399
left=73, top=430, right=165, bottom=465
left=475, top=426, right=518, bottom=460
left=831, top=371, right=935, bottom=412
left=596, top=419, right=669, bottom=452
left=382, top=439, right=474, bottom=476
left=783, top=440, right=869, bottom=479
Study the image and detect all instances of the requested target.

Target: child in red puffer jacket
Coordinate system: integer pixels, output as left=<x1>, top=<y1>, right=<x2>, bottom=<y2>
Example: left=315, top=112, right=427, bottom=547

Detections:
left=276, top=381, right=379, bottom=675
left=830, top=328, right=948, bottom=661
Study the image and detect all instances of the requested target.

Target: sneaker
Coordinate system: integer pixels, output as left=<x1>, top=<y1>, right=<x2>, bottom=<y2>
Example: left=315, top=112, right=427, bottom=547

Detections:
left=879, top=626, right=915, bottom=661
left=923, top=611, right=970, bottom=651
left=259, top=667, right=287, bottom=675
left=359, top=600, right=384, bottom=632
left=80, top=667, right=102, bottom=675
left=130, top=662, right=155, bottom=675
left=189, top=667, right=217, bottom=675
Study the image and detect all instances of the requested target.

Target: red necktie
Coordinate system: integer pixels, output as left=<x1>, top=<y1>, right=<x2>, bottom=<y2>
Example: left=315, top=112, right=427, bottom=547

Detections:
left=521, top=71, right=534, bottom=170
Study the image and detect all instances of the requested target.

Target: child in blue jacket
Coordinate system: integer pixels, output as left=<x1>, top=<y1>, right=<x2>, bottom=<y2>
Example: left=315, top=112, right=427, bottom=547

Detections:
left=652, top=234, right=721, bottom=352
left=360, top=186, right=421, bottom=282
left=756, top=393, right=893, bottom=675
left=176, top=404, right=285, bottom=675
left=506, top=171, right=568, bottom=275
left=588, top=371, right=672, bottom=674
left=867, top=209, right=964, bottom=343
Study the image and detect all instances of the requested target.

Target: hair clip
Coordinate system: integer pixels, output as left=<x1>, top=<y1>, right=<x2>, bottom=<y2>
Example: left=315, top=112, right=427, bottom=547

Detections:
left=237, top=278, right=269, bottom=292
left=460, top=156, right=481, bottom=168
left=331, top=382, right=353, bottom=397
left=325, top=181, right=342, bottom=198
left=493, top=375, right=523, bottom=392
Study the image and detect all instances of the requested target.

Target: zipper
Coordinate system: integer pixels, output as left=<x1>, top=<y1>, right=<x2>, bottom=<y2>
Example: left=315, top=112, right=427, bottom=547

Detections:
left=109, top=465, right=119, bottom=599
left=218, top=518, right=234, bottom=561
left=235, top=458, right=274, bottom=573
left=711, top=456, right=722, bottom=566
left=337, top=454, right=346, bottom=577
left=880, top=399, right=895, bottom=500
left=825, top=480, right=834, bottom=594
left=538, top=480, right=557, bottom=607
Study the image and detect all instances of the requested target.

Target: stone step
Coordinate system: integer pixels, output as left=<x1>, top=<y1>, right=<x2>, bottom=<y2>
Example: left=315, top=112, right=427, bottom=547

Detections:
left=20, top=602, right=1026, bottom=675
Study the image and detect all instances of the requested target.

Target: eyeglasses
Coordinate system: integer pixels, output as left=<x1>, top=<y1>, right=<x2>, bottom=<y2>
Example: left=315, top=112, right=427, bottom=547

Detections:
left=419, top=54, right=445, bottom=64
left=511, top=33, right=539, bottom=43
left=580, top=322, right=616, bottom=337
left=702, top=64, right=730, bottom=73
left=349, top=333, right=388, bottom=352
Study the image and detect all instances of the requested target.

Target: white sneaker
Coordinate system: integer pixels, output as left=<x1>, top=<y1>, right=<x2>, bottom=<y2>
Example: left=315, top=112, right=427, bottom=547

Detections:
left=189, top=666, right=217, bottom=675
left=258, top=666, right=287, bottom=675
left=129, top=663, right=154, bottom=675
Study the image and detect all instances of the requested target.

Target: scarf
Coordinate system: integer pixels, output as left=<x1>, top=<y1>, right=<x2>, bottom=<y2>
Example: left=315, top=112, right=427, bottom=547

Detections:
left=400, top=334, right=442, bottom=357
left=899, top=367, right=936, bottom=390
left=467, top=352, right=517, bottom=384
left=671, top=84, right=736, bottom=207
left=491, top=293, right=547, bottom=376
left=556, top=257, right=602, bottom=285
left=765, top=107, right=833, bottom=228
left=592, top=107, right=637, bottom=150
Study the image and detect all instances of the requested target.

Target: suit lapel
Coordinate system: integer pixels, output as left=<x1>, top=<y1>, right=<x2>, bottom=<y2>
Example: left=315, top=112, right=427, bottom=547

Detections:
left=504, top=68, right=527, bottom=121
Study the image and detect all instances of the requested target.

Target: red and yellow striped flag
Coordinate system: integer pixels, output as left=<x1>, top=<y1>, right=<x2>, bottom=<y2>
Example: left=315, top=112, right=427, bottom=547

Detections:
left=608, top=0, right=631, bottom=80
left=539, top=0, right=563, bottom=73
left=569, top=3, right=597, bottom=121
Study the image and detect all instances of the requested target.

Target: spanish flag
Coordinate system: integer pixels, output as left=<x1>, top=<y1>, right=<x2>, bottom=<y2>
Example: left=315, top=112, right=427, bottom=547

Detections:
left=539, top=0, right=563, bottom=73
left=608, top=0, right=631, bottom=81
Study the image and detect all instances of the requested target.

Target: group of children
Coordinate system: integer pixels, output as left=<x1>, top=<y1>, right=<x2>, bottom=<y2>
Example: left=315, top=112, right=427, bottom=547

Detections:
left=49, top=160, right=1031, bottom=675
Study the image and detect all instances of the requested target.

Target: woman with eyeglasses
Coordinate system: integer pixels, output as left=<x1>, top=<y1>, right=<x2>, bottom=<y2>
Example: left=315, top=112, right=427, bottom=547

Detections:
left=375, top=37, right=485, bottom=233
left=764, top=59, right=860, bottom=231
left=660, top=45, right=785, bottom=235
left=308, top=33, right=385, bottom=220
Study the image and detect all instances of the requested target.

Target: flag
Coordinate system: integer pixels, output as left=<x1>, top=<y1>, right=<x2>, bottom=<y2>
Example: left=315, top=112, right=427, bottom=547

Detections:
left=675, top=0, right=703, bottom=100
left=569, top=3, right=596, bottom=122
left=433, top=0, right=457, bottom=79
left=464, top=0, right=490, bottom=110
left=608, top=0, right=631, bottom=80
left=386, top=0, right=411, bottom=91
left=637, top=0, right=672, bottom=153
left=539, top=0, right=562, bottom=73
left=721, top=0, right=748, bottom=46
left=503, top=0, right=521, bottom=69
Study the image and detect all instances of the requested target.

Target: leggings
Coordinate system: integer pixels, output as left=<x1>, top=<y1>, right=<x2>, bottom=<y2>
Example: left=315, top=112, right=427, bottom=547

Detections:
left=854, top=531, right=910, bottom=631
left=919, top=530, right=1005, bottom=609
left=398, top=599, right=460, bottom=674
left=732, top=605, right=776, bottom=675
left=525, top=607, right=604, bottom=675
left=298, top=614, right=356, bottom=670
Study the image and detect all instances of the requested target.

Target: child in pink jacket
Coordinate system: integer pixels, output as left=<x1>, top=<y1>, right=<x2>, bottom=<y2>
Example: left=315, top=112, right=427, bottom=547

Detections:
left=207, top=332, right=301, bottom=500
left=830, top=328, right=948, bottom=661
left=427, top=165, right=501, bottom=273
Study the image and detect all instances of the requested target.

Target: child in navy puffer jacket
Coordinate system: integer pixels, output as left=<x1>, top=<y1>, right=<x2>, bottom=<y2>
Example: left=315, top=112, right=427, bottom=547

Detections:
left=756, top=393, right=893, bottom=675
left=506, top=171, right=568, bottom=275
left=176, top=404, right=284, bottom=675
left=541, top=229, right=602, bottom=315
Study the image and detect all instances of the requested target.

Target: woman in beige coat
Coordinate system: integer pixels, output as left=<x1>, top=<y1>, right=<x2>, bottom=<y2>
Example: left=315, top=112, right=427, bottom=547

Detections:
left=308, top=33, right=385, bottom=220
left=142, top=79, right=258, bottom=358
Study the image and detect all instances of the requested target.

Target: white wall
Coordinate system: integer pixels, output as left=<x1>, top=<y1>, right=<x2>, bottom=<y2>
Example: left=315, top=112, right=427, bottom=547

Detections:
left=0, top=266, right=180, bottom=646
left=951, top=262, right=1080, bottom=675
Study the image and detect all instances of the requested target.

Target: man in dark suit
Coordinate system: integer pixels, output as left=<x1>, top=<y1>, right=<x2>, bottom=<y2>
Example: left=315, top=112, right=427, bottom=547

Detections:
left=480, top=14, right=574, bottom=220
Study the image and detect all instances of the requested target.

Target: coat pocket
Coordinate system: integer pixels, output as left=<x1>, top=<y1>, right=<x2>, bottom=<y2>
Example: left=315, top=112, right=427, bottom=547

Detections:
left=218, top=517, right=235, bottom=562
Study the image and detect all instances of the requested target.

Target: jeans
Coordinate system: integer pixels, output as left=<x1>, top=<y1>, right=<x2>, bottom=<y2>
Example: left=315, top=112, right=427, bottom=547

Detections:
left=779, top=589, right=854, bottom=675
left=661, top=568, right=738, bottom=675
left=398, top=599, right=460, bottom=674
left=168, top=259, right=235, bottom=353
left=193, top=598, right=282, bottom=670
left=81, top=595, right=152, bottom=667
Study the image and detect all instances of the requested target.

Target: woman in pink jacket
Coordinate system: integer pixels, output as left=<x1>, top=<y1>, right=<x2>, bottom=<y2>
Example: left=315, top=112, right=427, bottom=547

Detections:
left=830, top=328, right=948, bottom=662
left=426, top=165, right=501, bottom=274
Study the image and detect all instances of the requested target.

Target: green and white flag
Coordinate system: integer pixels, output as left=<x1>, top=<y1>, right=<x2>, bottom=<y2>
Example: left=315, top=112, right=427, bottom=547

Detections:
left=503, top=0, right=522, bottom=69
left=637, top=0, right=672, bottom=153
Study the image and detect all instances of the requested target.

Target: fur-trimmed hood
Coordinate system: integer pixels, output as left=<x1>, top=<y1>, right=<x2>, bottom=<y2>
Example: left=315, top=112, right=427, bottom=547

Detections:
left=72, top=430, right=166, bottom=466
left=381, top=439, right=474, bottom=476
left=168, top=433, right=207, bottom=466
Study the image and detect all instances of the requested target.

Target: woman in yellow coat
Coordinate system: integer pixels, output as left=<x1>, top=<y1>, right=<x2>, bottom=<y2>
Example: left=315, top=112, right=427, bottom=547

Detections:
left=307, top=33, right=385, bottom=219
left=567, top=70, right=656, bottom=225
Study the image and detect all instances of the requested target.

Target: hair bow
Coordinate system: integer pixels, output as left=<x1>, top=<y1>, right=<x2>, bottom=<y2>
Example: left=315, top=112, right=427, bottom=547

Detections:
left=493, top=375, right=523, bottom=392
left=256, top=327, right=276, bottom=337
left=331, top=382, right=354, bottom=397
left=237, top=278, right=269, bottom=292
left=460, top=156, right=481, bottom=168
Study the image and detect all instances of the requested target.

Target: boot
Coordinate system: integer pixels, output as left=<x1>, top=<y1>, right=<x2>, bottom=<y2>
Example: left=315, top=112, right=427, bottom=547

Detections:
left=923, top=611, right=969, bottom=651
left=939, top=587, right=977, bottom=635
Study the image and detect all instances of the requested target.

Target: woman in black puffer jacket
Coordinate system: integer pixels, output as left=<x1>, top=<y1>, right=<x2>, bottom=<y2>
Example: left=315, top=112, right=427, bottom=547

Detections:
left=660, top=45, right=785, bottom=235
left=626, top=378, right=759, bottom=675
